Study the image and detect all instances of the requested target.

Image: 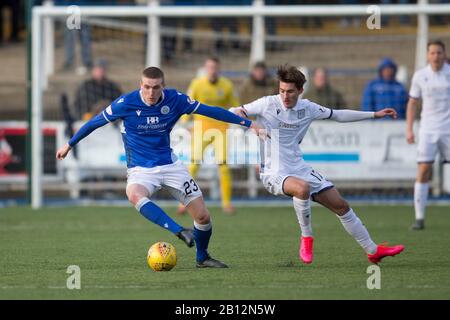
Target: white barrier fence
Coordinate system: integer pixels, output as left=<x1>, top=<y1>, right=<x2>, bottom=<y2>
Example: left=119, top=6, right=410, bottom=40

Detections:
left=68, top=120, right=419, bottom=181
left=4, top=120, right=449, bottom=200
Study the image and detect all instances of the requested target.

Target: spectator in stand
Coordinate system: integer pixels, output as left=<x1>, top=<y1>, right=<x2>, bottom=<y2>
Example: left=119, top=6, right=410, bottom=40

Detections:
left=298, top=0, right=322, bottom=29
left=0, top=0, right=21, bottom=43
left=56, top=0, right=93, bottom=73
left=304, top=67, right=346, bottom=109
left=210, top=17, right=240, bottom=51
left=381, top=0, right=410, bottom=26
left=73, top=58, right=122, bottom=120
left=240, top=61, right=278, bottom=105
left=339, top=0, right=360, bottom=28
left=208, top=0, right=251, bottom=51
left=361, top=58, right=408, bottom=119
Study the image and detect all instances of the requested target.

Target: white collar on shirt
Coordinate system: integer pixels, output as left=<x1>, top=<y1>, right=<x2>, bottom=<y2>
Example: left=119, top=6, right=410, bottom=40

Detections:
left=427, top=62, right=450, bottom=75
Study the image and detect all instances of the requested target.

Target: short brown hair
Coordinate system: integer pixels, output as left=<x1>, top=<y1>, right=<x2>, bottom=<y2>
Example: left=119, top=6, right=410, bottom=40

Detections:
left=142, top=66, right=165, bottom=84
left=277, top=64, right=306, bottom=90
left=427, top=40, right=446, bottom=52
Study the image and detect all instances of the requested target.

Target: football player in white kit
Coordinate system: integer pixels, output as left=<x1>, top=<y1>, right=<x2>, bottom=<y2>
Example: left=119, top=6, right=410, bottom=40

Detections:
left=406, top=40, right=450, bottom=230
left=230, top=65, right=405, bottom=264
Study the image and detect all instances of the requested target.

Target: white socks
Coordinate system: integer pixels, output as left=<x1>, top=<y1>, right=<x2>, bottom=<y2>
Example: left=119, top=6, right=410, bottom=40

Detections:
left=292, top=198, right=377, bottom=254
left=338, top=208, right=377, bottom=254
left=194, top=220, right=212, bottom=231
left=293, top=197, right=313, bottom=237
left=414, top=182, right=429, bottom=220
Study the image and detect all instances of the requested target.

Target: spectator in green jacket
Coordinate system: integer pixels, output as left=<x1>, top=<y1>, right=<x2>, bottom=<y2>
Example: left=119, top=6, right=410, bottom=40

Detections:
left=239, top=61, right=278, bottom=105
left=304, top=67, right=346, bottom=109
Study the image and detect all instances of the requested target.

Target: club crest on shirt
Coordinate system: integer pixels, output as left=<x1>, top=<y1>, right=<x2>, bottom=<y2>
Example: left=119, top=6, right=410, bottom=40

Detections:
left=136, top=110, right=142, bottom=116
left=297, top=109, right=305, bottom=119
left=276, top=108, right=281, bottom=115
left=161, top=105, right=170, bottom=114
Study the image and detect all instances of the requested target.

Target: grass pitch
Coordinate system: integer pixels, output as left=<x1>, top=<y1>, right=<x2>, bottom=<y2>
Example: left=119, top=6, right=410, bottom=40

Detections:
left=0, top=205, right=449, bottom=299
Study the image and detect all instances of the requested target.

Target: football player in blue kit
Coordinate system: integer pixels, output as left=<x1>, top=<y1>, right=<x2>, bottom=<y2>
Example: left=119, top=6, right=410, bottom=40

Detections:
left=56, top=67, right=265, bottom=268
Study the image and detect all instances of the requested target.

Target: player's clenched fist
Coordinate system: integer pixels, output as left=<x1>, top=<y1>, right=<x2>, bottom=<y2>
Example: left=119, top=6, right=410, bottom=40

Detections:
left=234, top=107, right=249, bottom=119
left=56, top=143, right=72, bottom=160
left=374, top=108, right=397, bottom=119
left=231, top=107, right=268, bottom=138
left=250, top=121, right=270, bottom=140
left=406, top=130, right=415, bottom=144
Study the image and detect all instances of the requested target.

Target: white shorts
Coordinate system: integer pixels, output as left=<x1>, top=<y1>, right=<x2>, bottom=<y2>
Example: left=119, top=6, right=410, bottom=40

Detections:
left=417, top=131, right=450, bottom=163
left=127, top=161, right=202, bottom=206
left=261, top=166, right=334, bottom=200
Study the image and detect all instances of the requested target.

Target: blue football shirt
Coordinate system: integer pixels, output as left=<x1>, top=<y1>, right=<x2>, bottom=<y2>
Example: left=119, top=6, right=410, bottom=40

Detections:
left=102, top=88, right=200, bottom=168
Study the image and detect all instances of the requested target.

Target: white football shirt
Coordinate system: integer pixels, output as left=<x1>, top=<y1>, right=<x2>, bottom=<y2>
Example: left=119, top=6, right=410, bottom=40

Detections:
left=409, top=63, right=450, bottom=134
left=241, top=95, right=333, bottom=175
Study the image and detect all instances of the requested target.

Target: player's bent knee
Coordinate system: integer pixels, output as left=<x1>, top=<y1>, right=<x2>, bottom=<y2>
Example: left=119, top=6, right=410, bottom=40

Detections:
left=192, top=206, right=210, bottom=224
left=126, top=187, right=148, bottom=206
left=196, top=213, right=211, bottom=225
left=335, top=200, right=350, bottom=216
left=127, top=193, right=143, bottom=206
left=126, top=190, right=136, bottom=205
left=417, top=170, right=432, bottom=183
left=417, top=176, right=429, bottom=183
left=196, top=204, right=211, bottom=223
left=295, top=180, right=310, bottom=198
left=186, top=197, right=211, bottom=224
left=417, top=163, right=432, bottom=182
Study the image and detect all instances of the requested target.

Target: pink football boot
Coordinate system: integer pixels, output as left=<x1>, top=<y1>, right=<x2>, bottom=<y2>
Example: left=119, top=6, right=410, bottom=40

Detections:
left=367, top=244, right=405, bottom=264
left=300, top=236, right=314, bottom=264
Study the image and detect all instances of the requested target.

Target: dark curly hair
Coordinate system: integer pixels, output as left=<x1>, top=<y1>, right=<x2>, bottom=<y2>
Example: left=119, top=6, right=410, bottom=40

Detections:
left=277, top=64, right=306, bottom=90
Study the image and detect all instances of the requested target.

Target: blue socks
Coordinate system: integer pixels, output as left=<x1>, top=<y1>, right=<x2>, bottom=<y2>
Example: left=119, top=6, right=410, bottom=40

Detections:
left=136, top=198, right=213, bottom=262
left=194, top=221, right=212, bottom=262
left=136, top=198, right=183, bottom=234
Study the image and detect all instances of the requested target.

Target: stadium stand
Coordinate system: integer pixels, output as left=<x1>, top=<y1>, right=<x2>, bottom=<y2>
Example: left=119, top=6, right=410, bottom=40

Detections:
left=1, top=1, right=450, bottom=202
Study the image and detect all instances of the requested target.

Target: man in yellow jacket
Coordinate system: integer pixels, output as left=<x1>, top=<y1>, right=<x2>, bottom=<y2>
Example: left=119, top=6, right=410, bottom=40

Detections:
left=179, top=56, right=240, bottom=214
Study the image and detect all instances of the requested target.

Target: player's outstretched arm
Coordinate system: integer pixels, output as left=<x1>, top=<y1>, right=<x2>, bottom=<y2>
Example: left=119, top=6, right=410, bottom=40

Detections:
left=56, top=143, right=72, bottom=160
left=55, top=112, right=109, bottom=160
left=194, top=104, right=267, bottom=137
left=194, top=104, right=251, bottom=127
left=228, top=106, right=268, bottom=138
left=228, top=106, right=248, bottom=118
left=330, top=108, right=397, bottom=122
left=373, top=108, right=398, bottom=119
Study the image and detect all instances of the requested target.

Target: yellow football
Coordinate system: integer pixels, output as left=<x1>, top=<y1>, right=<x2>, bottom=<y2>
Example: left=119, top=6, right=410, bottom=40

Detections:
left=147, top=241, right=177, bottom=271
